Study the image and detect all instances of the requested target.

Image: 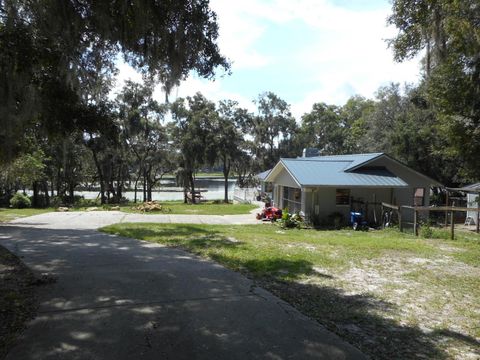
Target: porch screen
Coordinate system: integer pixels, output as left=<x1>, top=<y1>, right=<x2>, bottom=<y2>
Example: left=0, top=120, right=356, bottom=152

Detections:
left=282, top=187, right=302, bottom=213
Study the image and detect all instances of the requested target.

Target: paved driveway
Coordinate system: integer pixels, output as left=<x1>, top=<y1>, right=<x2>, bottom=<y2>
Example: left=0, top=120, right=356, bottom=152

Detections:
left=9, top=210, right=261, bottom=229
left=0, top=215, right=365, bottom=359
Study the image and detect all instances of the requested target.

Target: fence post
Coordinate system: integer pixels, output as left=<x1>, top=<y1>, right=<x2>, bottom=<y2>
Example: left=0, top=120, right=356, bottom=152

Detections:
left=444, top=192, right=449, bottom=228
left=398, top=206, right=403, bottom=232
left=477, top=204, right=479, bottom=234
left=381, top=205, right=384, bottom=229
left=413, top=209, right=418, bottom=236
left=451, top=210, right=455, bottom=240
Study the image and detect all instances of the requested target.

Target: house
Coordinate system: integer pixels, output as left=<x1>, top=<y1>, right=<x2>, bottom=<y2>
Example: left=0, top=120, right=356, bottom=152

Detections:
left=264, top=152, right=441, bottom=224
left=446, top=183, right=480, bottom=224
left=255, top=169, right=272, bottom=200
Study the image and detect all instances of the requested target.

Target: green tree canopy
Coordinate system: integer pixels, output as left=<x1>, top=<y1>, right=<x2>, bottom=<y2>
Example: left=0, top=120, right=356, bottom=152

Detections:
left=0, top=0, right=229, bottom=161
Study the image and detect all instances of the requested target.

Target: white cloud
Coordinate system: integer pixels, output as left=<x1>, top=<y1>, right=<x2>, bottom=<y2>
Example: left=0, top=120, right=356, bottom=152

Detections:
left=111, top=0, right=423, bottom=121
left=209, top=0, right=271, bottom=70
left=234, top=0, right=422, bottom=118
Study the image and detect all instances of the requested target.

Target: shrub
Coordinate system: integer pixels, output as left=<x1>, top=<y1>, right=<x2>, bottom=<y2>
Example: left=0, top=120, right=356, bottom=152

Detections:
left=10, top=193, right=31, bottom=209
left=76, top=197, right=99, bottom=207
left=279, top=209, right=304, bottom=229
left=50, top=196, right=63, bottom=207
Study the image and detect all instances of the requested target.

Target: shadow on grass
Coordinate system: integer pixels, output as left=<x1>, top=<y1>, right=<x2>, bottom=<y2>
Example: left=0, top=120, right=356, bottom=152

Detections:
left=253, top=266, right=480, bottom=360
left=106, top=224, right=480, bottom=359
left=165, top=227, right=478, bottom=359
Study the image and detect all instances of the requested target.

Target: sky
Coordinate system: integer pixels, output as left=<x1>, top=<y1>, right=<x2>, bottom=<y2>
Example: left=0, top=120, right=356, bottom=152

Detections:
left=115, top=0, right=422, bottom=120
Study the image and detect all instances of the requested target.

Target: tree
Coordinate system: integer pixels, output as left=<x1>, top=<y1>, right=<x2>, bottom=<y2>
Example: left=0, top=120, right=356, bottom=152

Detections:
left=340, top=96, right=375, bottom=153
left=116, top=80, right=168, bottom=202
left=249, top=92, right=297, bottom=169
left=216, top=100, right=248, bottom=203
left=388, top=0, right=480, bottom=180
left=355, top=83, right=457, bottom=184
left=170, top=93, right=218, bottom=203
left=299, top=103, right=346, bottom=155
left=0, top=0, right=229, bottom=162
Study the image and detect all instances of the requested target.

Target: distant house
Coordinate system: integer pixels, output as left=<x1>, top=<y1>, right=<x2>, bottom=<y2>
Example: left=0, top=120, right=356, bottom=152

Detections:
left=264, top=152, right=441, bottom=223
left=450, top=183, right=480, bottom=224
left=255, top=169, right=272, bottom=199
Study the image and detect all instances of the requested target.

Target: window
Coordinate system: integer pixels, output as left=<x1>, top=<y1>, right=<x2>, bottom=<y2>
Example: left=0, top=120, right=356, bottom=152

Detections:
left=336, top=189, right=350, bottom=205
left=282, top=186, right=302, bottom=213
left=414, top=188, right=425, bottom=206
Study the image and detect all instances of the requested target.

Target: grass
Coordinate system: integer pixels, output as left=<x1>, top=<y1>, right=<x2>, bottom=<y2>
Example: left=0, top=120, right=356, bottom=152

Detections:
left=0, top=201, right=257, bottom=223
left=100, top=223, right=480, bottom=359
left=117, top=201, right=258, bottom=215
left=0, top=208, right=54, bottom=223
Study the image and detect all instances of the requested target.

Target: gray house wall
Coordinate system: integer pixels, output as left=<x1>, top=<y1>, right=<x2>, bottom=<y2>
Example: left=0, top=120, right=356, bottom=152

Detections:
left=304, top=187, right=394, bottom=223
left=268, top=155, right=436, bottom=224
left=366, top=157, right=432, bottom=214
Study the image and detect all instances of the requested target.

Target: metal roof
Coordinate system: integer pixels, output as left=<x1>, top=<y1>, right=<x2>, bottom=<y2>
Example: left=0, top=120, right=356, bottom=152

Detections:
left=277, top=154, right=408, bottom=187
left=303, top=153, right=384, bottom=171
left=256, top=169, right=272, bottom=181
left=447, top=183, right=480, bottom=193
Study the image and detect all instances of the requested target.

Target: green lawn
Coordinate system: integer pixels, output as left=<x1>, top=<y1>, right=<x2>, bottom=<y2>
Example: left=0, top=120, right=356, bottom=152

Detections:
left=118, top=201, right=258, bottom=215
left=0, top=202, right=257, bottom=222
left=100, top=223, right=480, bottom=360
left=0, top=208, right=54, bottom=223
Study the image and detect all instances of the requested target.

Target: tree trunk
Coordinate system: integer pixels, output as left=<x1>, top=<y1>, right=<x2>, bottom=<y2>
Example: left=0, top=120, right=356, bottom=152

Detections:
left=32, top=181, right=39, bottom=207
left=143, top=170, right=147, bottom=203
left=223, top=157, right=230, bottom=203
left=189, top=171, right=196, bottom=204
left=44, top=181, right=50, bottom=207
left=69, top=182, right=75, bottom=205
left=90, top=149, right=106, bottom=204
left=133, top=172, right=141, bottom=203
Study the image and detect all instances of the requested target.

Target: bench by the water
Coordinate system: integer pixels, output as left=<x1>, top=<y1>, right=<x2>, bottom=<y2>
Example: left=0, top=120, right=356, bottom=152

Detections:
left=187, top=190, right=207, bottom=203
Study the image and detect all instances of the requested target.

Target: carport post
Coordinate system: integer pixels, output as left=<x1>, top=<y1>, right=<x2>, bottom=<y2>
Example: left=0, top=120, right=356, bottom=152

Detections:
left=398, top=207, right=403, bottom=232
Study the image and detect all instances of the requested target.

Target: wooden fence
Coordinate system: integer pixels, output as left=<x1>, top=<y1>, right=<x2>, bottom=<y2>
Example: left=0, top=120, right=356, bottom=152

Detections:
left=381, top=202, right=480, bottom=240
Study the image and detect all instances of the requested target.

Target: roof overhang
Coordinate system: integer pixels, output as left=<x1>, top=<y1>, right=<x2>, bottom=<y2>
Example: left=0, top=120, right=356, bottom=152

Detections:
left=347, top=153, right=443, bottom=187
left=264, top=160, right=302, bottom=187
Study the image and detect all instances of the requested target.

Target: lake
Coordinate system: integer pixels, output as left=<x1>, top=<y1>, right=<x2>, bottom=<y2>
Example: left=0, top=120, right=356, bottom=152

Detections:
left=76, top=177, right=237, bottom=201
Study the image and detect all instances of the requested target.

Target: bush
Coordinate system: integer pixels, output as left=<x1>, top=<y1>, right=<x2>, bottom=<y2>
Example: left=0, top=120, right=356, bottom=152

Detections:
left=76, top=197, right=99, bottom=207
left=279, top=209, right=304, bottom=229
left=10, top=193, right=31, bottom=209
left=50, top=196, right=63, bottom=207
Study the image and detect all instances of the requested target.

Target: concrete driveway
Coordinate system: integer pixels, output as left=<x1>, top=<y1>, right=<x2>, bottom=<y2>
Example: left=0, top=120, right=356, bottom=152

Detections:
left=9, top=210, right=261, bottom=229
left=0, top=215, right=365, bottom=359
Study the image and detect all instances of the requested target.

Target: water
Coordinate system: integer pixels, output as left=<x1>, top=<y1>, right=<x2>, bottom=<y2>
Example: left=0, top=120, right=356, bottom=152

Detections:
left=76, top=178, right=236, bottom=201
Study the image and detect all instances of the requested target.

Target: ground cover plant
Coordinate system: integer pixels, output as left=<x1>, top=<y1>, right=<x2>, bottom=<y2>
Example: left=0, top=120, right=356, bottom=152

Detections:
left=101, top=223, right=480, bottom=360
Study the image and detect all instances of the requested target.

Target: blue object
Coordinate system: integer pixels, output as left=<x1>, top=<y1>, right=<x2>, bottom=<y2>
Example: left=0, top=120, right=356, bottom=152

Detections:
left=350, top=211, right=363, bottom=225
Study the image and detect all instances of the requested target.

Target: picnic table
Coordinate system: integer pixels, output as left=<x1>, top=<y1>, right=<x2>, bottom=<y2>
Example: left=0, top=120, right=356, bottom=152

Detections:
left=187, top=190, right=207, bottom=203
